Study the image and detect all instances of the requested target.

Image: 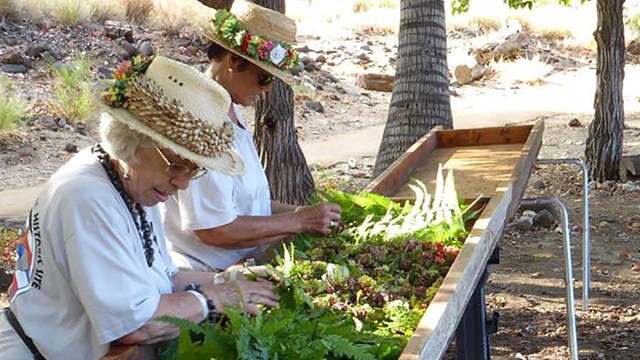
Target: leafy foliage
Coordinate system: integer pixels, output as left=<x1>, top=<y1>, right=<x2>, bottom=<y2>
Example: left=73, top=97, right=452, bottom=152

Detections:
left=164, top=170, right=481, bottom=359
left=451, top=0, right=589, bottom=15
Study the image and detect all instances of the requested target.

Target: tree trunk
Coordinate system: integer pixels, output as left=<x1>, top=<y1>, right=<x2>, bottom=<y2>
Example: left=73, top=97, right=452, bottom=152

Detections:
left=585, top=0, right=625, bottom=182
left=373, top=0, right=453, bottom=177
left=253, top=0, right=316, bottom=205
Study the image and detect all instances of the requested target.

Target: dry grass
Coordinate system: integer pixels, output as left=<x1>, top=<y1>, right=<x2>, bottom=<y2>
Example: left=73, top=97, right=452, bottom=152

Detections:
left=149, top=0, right=212, bottom=36
left=124, top=0, right=153, bottom=24
left=87, top=0, right=124, bottom=23
left=49, top=0, right=85, bottom=26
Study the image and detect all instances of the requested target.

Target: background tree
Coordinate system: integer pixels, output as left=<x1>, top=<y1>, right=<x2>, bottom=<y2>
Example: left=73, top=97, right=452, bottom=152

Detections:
left=372, top=0, right=453, bottom=177
left=252, top=0, right=316, bottom=205
left=585, top=0, right=625, bottom=181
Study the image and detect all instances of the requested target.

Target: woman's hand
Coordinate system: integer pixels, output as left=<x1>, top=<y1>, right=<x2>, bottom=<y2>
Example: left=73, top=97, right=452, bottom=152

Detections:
left=294, top=203, right=342, bottom=235
left=202, top=277, right=279, bottom=314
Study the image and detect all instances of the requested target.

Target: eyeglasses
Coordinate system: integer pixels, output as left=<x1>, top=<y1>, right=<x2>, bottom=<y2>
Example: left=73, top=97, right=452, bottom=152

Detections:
left=155, top=147, right=208, bottom=180
left=257, top=73, right=274, bottom=87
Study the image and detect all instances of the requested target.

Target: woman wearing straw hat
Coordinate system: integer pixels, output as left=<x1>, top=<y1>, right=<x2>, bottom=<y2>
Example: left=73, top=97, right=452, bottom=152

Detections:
left=161, top=0, right=342, bottom=271
left=0, top=55, right=278, bottom=360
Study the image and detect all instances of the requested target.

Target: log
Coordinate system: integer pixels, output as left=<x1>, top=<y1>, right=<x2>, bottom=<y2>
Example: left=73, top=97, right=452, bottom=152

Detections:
left=356, top=73, right=394, bottom=92
left=473, top=32, right=526, bottom=65
left=622, top=154, right=640, bottom=176
left=454, top=64, right=490, bottom=85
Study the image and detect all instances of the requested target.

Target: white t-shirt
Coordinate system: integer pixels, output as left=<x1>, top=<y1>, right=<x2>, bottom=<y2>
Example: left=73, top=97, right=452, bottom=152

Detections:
left=5, top=148, right=177, bottom=360
left=162, top=105, right=271, bottom=270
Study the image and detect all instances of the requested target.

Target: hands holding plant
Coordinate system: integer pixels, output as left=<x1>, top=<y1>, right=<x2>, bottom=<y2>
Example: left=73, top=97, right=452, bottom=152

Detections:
left=294, top=203, right=342, bottom=235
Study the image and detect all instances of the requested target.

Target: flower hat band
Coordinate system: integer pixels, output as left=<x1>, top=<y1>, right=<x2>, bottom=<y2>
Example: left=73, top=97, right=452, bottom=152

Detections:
left=204, top=0, right=300, bottom=85
left=98, top=55, right=246, bottom=175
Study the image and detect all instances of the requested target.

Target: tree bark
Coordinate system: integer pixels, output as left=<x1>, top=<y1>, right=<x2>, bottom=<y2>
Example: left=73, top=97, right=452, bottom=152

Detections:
left=585, top=0, right=625, bottom=182
left=253, top=0, right=316, bottom=205
left=373, top=0, right=453, bottom=177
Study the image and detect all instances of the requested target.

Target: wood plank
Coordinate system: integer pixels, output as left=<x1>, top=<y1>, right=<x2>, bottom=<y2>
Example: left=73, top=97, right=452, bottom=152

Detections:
left=364, top=126, right=441, bottom=196
left=400, top=182, right=512, bottom=360
left=436, top=124, right=533, bottom=148
left=504, top=120, right=544, bottom=219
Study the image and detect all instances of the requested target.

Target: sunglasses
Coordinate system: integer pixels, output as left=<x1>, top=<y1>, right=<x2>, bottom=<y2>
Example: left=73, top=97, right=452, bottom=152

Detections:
left=155, top=147, right=208, bottom=180
left=257, top=73, right=274, bottom=87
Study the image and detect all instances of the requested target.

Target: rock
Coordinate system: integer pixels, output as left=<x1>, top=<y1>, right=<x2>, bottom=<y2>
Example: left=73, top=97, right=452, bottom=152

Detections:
left=1, top=52, right=30, bottom=67
left=296, top=45, right=311, bottom=53
left=290, top=64, right=304, bottom=76
left=329, top=94, right=340, bottom=101
left=304, top=101, right=324, bottom=113
left=64, top=143, right=78, bottom=153
left=521, top=210, right=537, bottom=219
left=533, top=209, right=555, bottom=229
left=356, top=73, right=394, bottom=92
left=627, top=39, right=640, bottom=56
left=356, top=53, right=371, bottom=62
left=97, top=66, right=113, bottom=79
left=360, top=45, right=372, bottom=51
left=304, top=63, right=318, bottom=72
left=138, top=41, right=154, bottom=56
left=315, top=54, right=326, bottom=64
left=515, top=217, right=533, bottom=231
left=25, top=43, right=51, bottom=58
left=531, top=179, right=546, bottom=190
left=300, top=56, right=315, bottom=65
left=568, top=118, right=581, bottom=127
left=104, top=20, right=134, bottom=43
left=621, top=181, right=640, bottom=192
left=118, top=39, right=139, bottom=57
left=1, top=64, right=28, bottom=74
left=320, top=70, right=339, bottom=83
left=347, top=157, right=357, bottom=169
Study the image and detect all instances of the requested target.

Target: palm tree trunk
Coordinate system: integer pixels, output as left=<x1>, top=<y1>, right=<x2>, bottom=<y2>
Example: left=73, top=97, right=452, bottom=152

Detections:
left=585, top=0, right=625, bottom=182
left=373, top=0, right=453, bottom=177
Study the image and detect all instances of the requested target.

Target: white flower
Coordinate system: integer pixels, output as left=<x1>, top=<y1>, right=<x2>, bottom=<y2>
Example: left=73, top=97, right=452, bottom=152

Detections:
left=269, top=44, right=286, bottom=66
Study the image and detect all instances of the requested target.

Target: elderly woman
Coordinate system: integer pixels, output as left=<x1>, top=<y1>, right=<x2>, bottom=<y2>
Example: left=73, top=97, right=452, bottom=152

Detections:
left=161, top=0, right=342, bottom=272
left=0, top=56, right=278, bottom=360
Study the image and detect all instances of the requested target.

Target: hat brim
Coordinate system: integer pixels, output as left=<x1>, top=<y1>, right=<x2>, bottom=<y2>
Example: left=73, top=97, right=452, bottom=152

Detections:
left=97, top=100, right=246, bottom=176
left=205, top=32, right=298, bottom=87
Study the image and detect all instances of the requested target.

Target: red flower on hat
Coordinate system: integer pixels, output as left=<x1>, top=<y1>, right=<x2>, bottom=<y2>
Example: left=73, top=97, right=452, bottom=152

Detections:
left=241, top=33, right=251, bottom=52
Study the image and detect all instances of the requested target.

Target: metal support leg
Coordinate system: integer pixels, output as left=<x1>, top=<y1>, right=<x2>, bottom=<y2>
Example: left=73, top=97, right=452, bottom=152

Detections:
left=535, top=158, right=590, bottom=311
left=521, top=198, right=579, bottom=360
left=455, top=248, right=500, bottom=360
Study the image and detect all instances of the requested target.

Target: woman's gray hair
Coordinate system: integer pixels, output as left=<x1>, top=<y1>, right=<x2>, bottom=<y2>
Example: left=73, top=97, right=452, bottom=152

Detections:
left=99, top=113, right=157, bottom=163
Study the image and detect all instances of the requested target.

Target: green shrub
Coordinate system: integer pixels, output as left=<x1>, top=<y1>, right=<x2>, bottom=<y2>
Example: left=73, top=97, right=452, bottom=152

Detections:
left=0, top=226, right=21, bottom=270
left=0, top=76, right=30, bottom=132
left=49, top=60, right=95, bottom=123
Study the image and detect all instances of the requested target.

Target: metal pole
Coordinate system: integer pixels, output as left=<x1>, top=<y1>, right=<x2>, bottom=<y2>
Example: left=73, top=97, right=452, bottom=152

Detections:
left=521, top=198, right=579, bottom=360
left=535, top=158, right=590, bottom=311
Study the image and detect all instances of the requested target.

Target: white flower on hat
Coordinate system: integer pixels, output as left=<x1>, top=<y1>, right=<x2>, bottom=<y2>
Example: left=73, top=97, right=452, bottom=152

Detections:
left=269, top=45, right=286, bottom=67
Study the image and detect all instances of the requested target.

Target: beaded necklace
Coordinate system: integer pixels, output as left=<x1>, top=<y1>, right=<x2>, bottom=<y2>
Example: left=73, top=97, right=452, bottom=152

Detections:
left=92, top=143, right=155, bottom=267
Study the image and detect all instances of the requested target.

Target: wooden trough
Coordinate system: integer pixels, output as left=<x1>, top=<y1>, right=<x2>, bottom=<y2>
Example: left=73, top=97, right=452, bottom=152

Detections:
left=101, top=121, right=544, bottom=360
left=366, top=120, right=544, bottom=359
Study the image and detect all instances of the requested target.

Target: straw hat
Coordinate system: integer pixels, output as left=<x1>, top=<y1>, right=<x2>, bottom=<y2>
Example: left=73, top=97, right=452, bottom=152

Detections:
left=98, top=55, right=245, bottom=175
left=203, top=0, right=299, bottom=85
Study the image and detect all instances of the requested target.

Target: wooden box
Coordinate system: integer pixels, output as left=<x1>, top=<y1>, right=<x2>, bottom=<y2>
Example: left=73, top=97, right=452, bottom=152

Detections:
left=364, top=121, right=544, bottom=359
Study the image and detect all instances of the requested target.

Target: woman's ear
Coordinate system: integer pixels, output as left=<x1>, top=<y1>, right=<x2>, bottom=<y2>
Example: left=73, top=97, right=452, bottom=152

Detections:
left=228, top=54, right=246, bottom=72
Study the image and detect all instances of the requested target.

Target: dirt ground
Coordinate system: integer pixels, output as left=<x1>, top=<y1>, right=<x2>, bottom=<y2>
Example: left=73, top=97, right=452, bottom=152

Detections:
left=2, top=5, right=640, bottom=360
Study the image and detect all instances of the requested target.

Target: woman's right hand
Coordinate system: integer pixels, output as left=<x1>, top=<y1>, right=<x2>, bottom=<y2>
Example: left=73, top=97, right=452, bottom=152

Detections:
left=202, top=277, right=279, bottom=314
left=294, top=203, right=342, bottom=235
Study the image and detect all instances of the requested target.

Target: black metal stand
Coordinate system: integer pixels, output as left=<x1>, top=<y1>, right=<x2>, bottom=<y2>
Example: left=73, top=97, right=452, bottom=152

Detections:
left=455, top=247, right=500, bottom=360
